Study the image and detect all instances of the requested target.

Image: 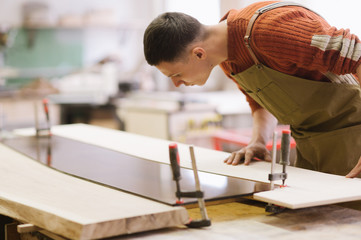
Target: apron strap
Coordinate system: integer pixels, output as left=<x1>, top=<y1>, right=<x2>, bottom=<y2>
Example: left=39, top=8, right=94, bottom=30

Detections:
left=244, top=2, right=310, bottom=68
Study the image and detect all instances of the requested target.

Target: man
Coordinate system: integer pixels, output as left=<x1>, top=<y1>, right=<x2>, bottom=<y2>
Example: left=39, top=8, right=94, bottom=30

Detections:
left=143, top=1, right=361, bottom=178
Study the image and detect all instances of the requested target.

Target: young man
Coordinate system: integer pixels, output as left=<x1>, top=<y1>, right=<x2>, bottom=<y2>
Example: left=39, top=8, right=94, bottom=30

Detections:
left=143, top=1, right=361, bottom=178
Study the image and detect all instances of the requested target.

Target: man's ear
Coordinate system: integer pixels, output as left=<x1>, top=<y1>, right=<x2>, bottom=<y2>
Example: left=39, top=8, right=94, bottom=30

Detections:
left=192, top=47, right=206, bottom=60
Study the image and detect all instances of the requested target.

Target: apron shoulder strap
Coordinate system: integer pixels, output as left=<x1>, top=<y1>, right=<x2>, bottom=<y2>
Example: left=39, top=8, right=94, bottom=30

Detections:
left=244, top=2, right=313, bottom=68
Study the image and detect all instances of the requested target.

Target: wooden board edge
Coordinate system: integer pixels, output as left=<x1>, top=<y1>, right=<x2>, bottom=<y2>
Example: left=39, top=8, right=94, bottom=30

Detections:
left=0, top=196, right=83, bottom=239
left=0, top=195, right=190, bottom=240
left=253, top=192, right=361, bottom=209
left=81, top=207, right=189, bottom=239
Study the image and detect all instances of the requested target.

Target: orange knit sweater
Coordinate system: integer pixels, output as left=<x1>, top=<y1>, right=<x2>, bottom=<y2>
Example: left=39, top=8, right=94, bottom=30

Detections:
left=219, top=1, right=361, bottom=113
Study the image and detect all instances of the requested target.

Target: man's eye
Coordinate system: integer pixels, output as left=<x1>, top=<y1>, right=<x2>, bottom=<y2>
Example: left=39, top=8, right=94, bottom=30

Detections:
left=170, top=75, right=180, bottom=79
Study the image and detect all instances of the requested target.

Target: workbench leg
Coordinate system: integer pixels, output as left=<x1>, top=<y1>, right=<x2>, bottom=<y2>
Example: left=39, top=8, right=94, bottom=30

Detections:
left=0, top=214, right=13, bottom=239
left=5, top=222, right=20, bottom=240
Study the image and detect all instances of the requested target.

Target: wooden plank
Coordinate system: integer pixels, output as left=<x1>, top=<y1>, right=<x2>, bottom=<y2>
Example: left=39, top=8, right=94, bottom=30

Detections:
left=14, top=124, right=361, bottom=209
left=253, top=169, right=361, bottom=209
left=17, top=223, right=40, bottom=233
left=0, top=143, right=189, bottom=239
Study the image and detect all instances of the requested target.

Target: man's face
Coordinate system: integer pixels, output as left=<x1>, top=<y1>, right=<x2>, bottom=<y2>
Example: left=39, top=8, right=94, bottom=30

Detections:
left=156, top=55, right=212, bottom=87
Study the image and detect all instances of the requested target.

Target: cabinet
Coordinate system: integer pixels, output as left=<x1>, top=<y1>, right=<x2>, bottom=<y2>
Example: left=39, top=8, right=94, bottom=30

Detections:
left=0, top=97, right=60, bottom=130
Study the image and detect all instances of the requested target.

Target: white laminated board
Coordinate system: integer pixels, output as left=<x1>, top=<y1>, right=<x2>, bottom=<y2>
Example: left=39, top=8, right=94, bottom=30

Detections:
left=0, top=143, right=188, bottom=240
left=14, top=124, right=361, bottom=209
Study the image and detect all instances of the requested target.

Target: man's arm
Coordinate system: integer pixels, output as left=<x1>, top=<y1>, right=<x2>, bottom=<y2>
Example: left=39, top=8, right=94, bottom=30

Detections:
left=345, top=64, right=361, bottom=178
left=224, top=108, right=278, bottom=165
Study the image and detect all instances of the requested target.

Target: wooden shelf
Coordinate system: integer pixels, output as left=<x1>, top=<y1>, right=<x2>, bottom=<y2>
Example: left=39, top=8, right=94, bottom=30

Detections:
left=19, top=21, right=144, bottom=30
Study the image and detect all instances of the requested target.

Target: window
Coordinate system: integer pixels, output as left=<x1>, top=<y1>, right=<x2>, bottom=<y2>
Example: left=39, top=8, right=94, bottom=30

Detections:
left=165, top=0, right=220, bottom=25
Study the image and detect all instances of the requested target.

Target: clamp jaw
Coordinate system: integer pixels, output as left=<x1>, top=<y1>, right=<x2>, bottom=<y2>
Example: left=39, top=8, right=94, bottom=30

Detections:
left=268, top=172, right=287, bottom=182
left=35, top=98, right=52, bottom=137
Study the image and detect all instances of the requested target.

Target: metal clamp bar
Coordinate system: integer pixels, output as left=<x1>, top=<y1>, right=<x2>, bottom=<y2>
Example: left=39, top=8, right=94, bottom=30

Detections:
left=189, top=145, right=209, bottom=222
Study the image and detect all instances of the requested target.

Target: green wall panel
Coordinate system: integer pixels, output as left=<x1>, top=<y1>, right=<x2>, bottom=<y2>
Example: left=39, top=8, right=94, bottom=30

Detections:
left=5, top=28, right=83, bottom=73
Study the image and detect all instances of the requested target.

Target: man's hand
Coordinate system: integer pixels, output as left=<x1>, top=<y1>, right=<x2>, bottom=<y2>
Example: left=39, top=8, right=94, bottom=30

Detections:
left=223, top=108, right=277, bottom=166
left=346, top=155, right=361, bottom=178
left=224, top=141, right=272, bottom=165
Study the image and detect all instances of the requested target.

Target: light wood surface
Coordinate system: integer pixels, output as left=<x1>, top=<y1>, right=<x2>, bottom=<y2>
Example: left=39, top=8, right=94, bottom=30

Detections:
left=14, top=124, right=361, bottom=209
left=0, top=143, right=189, bottom=239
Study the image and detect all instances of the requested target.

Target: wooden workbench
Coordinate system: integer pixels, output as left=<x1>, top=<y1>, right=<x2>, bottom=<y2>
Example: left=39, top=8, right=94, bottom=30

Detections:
left=114, top=200, right=361, bottom=240
left=13, top=200, right=361, bottom=240
left=9, top=124, right=361, bottom=239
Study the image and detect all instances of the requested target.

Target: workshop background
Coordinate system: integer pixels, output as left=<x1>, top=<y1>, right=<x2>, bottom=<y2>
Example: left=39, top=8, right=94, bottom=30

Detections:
left=0, top=0, right=359, bottom=153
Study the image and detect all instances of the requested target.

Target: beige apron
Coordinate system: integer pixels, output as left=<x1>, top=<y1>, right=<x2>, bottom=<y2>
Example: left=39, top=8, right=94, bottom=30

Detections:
left=231, top=2, right=361, bottom=176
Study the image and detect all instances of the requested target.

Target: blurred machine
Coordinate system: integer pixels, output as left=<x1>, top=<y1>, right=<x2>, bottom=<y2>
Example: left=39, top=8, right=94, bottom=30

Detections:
left=116, top=91, right=253, bottom=148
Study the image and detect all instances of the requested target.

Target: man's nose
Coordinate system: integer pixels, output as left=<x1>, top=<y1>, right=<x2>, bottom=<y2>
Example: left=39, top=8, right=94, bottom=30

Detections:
left=171, top=78, right=184, bottom=87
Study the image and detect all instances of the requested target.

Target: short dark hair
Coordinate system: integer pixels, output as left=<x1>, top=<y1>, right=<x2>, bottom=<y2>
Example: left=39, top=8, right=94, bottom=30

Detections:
left=143, top=12, right=203, bottom=66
